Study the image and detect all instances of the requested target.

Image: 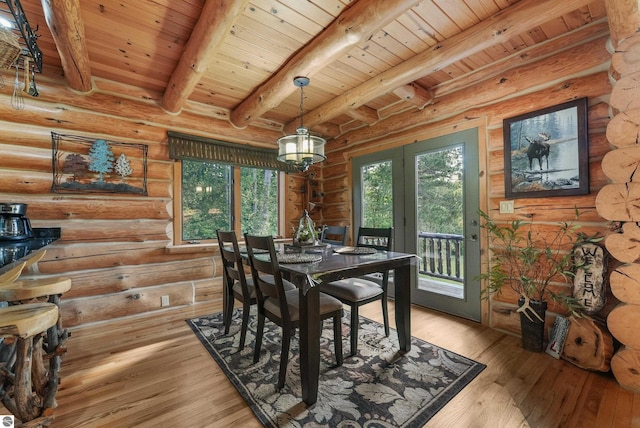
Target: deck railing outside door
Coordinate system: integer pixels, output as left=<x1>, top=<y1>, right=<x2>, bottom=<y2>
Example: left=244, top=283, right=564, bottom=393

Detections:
left=417, top=232, right=464, bottom=283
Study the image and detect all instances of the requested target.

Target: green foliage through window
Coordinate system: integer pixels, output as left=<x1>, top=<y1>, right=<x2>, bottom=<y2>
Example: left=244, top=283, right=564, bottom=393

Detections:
left=416, top=146, right=464, bottom=235
left=240, top=167, right=278, bottom=236
left=182, top=161, right=231, bottom=241
left=359, top=146, right=464, bottom=235
left=181, top=160, right=279, bottom=241
left=361, top=160, right=393, bottom=227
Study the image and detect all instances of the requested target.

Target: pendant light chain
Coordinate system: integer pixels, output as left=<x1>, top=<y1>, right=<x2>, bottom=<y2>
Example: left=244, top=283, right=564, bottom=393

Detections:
left=299, top=83, right=304, bottom=130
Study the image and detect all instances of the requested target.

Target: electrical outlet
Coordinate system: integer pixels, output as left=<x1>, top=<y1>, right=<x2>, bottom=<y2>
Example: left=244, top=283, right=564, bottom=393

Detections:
left=161, top=295, right=170, bottom=307
left=499, top=200, right=514, bottom=214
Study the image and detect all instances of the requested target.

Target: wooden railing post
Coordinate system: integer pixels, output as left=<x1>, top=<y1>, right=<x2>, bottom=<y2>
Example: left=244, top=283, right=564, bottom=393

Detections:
left=417, top=232, right=464, bottom=283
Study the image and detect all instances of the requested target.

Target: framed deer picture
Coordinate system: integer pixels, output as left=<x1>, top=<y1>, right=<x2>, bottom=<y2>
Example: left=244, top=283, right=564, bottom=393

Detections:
left=503, top=97, right=589, bottom=199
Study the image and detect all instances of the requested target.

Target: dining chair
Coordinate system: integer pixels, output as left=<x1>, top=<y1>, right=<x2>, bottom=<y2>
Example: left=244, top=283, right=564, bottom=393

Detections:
left=320, top=227, right=393, bottom=356
left=320, top=225, right=349, bottom=245
left=216, top=229, right=256, bottom=350
left=244, top=233, right=344, bottom=390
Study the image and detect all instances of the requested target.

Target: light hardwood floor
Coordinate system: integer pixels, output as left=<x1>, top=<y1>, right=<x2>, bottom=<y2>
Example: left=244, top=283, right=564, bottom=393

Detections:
left=42, top=300, right=640, bottom=427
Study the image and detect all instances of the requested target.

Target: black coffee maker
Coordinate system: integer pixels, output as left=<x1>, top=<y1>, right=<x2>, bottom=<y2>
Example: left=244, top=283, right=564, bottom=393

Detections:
left=0, top=203, right=34, bottom=241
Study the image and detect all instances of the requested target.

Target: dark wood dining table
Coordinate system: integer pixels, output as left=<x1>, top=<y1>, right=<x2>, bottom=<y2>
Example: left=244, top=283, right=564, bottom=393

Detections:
left=277, top=245, right=417, bottom=406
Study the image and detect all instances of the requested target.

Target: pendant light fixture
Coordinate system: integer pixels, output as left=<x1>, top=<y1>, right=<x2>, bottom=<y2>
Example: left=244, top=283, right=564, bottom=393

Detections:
left=277, top=76, right=326, bottom=172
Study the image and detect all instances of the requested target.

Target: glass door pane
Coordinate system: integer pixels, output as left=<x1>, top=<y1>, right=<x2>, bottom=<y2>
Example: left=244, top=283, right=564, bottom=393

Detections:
left=352, top=148, right=404, bottom=249
left=415, top=145, right=465, bottom=299
left=360, top=160, right=393, bottom=228
left=404, top=128, right=480, bottom=321
left=352, top=129, right=480, bottom=321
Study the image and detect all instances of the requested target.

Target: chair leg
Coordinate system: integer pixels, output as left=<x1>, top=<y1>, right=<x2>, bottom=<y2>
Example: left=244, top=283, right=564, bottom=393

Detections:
left=333, top=313, right=343, bottom=366
left=381, top=294, right=390, bottom=337
left=350, top=306, right=359, bottom=357
left=239, top=299, right=251, bottom=350
left=253, top=313, right=265, bottom=364
left=278, top=325, right=291, bottom=390
left=223, top=284, right=233, bottom=335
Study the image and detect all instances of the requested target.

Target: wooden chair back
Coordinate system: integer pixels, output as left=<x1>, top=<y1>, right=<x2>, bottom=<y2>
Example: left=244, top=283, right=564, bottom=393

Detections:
left=357, top=227, right=394, bottom=286
left=216, top=230, right=250, bottom=296
left=243, top=234, right=290, bottom=323
left=320, top=225, right=349, bottom=245
left=356, top=227, right=394, bottom=251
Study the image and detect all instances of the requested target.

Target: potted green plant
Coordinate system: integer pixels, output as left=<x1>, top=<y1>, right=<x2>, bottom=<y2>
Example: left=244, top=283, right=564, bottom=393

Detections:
left=478, top=209, right=600, bottom=352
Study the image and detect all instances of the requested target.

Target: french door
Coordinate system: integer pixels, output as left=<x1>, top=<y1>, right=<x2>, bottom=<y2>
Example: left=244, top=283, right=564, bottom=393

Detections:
left=352, top=128, right=481, bottom=321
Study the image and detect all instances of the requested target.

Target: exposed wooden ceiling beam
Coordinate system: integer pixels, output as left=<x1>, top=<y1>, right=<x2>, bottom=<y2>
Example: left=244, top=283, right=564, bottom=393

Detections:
left=161, top=0, right=249, bottom=113
left=297, top=0, right=595, bottom=130
left=334, top=34, right=610, bottom=145
left=431, top=19, right=609, bottom=98
left=346, top=106, right=379, bottom=125
left=393, top=83, right=433, bottom=109
left=40, top=0, right=92, bottom=92
left=311, top=122, right=341, bottom=138
left=229, top=0, right=421, bottom=129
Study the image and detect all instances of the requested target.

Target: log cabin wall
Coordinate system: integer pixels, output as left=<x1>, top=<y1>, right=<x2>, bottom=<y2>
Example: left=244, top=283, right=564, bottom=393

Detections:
left=0, top=98, right=211, bottom=326
left=0, top=15, right=614, bottom=335
left=0, top=73, right=289, bottom=328
left=595, top=0, right=640, bottom=393
left=320, top=22, right=613, bottom=337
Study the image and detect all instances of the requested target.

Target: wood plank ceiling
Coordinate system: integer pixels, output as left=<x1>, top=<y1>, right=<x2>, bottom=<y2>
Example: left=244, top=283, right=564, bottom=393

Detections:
left=15, top=0, right=607, bottom=142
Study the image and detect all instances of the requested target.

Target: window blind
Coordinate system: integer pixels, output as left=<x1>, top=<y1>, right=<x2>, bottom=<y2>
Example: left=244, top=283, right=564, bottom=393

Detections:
left=167, top=131, right=297, bottom=173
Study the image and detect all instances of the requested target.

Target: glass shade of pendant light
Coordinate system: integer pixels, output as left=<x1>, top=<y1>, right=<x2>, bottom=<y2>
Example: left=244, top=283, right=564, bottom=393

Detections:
left=277, top=76, right=326, bottom=172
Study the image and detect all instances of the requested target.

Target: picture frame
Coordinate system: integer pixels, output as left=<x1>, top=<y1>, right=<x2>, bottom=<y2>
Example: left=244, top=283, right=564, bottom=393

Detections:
left=503, top=97, right=589, bottom=199
left=51, top=132, right=148, bottom=195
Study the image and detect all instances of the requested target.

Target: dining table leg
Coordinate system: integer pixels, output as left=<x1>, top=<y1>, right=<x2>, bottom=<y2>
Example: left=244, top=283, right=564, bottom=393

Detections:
left=298, top=284, right=320, bottom=406
left=394, top=263, right=412, bottom=352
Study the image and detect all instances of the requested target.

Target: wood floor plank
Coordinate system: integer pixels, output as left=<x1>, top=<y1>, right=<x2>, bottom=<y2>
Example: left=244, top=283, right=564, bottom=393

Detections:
left=615, top=388, right=637, bottom=427
left=633, top=393, right=640, bottom=428
left=576, top=373, right=606, bottom=427
left=18, top=300, right=633, bottom=427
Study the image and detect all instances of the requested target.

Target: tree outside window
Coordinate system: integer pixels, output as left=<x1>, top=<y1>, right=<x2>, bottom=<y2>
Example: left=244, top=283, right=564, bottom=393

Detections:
left=181, top=160, right=279, bottom=241
left=240, top=167, right=278, bottom=236
left=361, top=161, right=393, bottom=228
left=360, top=149, right=464, bottom=235
left=416, top=146, right=464, bottom=235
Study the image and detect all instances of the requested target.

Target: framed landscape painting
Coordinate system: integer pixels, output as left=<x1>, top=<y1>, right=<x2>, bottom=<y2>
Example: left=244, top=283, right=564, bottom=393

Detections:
left=503, top=97, right=589, bottom=199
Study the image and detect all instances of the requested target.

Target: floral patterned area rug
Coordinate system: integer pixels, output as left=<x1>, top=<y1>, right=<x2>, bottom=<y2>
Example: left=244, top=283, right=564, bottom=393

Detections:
left=186, top=309, right=485, bottom=428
